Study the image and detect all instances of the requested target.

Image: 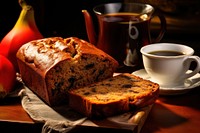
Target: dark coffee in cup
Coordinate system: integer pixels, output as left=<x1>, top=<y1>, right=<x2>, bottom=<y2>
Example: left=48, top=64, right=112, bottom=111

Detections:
left=148, top=50, right=185, bottom=56
left=140, top=43, right=200, bottom=87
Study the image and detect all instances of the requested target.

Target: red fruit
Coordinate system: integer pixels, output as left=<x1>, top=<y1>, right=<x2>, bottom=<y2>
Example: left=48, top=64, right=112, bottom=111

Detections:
left=0, top=55, right=16, bottom=98
left=0, top=0, right=43, bottom=72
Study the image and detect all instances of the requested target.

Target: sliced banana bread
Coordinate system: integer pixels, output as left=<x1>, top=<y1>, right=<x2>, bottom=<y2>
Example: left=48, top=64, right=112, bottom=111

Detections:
left=68, top=73, right=159, bottom=119
left=16, top=37, right=118, bottom=105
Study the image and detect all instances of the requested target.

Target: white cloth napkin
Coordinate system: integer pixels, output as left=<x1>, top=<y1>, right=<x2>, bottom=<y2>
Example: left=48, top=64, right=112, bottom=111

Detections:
left=18, top=86, right=87, bottom=133
left=15, top=75, right=152, bottom=133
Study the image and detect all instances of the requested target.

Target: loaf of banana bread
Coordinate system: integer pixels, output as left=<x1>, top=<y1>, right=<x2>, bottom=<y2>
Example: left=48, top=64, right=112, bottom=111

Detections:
left=68, top=73, right=159, bottom=119
left=16, top=37, right=118, bottom=105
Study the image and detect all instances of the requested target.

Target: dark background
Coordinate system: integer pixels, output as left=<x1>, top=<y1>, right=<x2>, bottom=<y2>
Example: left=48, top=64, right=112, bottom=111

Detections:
left=0, top=0, right=122, bottom=41
left=0, top=0, right=199, bottom=56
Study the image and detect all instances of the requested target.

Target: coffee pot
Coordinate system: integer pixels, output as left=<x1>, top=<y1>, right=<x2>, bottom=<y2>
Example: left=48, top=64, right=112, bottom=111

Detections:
left=82, top=10, right=97, bottom=45
left=82, top=3, right=166, bottom=70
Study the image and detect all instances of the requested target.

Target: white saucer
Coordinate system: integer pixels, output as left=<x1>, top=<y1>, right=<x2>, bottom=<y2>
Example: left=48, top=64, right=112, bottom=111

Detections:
left=132, top=69, right=200, bottom=95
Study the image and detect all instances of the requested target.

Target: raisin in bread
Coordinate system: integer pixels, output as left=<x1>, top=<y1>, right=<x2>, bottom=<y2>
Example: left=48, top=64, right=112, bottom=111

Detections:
left=16, top=37, right=118, bottom=105
left=68, top=73, right=159, bottom=119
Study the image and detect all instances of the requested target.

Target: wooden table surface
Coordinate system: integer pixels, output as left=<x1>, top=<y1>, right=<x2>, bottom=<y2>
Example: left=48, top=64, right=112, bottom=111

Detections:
left=141, top=87, right=200, bottom=133
left=0, top=81, right=200, bottom=133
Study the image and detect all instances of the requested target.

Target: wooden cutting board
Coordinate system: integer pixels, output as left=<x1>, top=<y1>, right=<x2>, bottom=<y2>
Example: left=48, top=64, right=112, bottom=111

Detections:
left=76, top=105, right=152, bottom=133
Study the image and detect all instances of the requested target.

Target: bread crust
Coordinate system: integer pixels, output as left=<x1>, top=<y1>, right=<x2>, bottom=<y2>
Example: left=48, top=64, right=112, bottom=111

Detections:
left=70, top=93, right=130, bottom=118
left=16, top=37, right=118, bottom=105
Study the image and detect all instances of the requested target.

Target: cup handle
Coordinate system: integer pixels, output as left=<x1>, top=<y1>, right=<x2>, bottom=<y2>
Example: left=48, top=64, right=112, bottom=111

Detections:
left=150, top=10, right=167, bottom=42
left=183, top=56, right=200, bottom=79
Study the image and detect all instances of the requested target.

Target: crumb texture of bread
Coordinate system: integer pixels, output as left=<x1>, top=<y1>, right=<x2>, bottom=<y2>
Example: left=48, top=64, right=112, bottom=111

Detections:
left=16, top=37, right=119, bottom=105
left=68, top=73, right=159, bottom=118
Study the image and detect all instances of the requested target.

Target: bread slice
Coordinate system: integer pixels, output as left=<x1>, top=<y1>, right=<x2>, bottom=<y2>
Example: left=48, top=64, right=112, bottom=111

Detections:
left=16, top=37, right=118, bottom=105
left=68, top=73, right=159, bottom=119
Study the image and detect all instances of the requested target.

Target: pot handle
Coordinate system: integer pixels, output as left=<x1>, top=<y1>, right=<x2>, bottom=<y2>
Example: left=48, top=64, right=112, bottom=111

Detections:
left=150, top=9, right=167, bottom=43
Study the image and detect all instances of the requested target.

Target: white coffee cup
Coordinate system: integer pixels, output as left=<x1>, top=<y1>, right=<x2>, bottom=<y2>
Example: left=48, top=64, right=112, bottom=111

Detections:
left=140, top=43, right=200, bottom=87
